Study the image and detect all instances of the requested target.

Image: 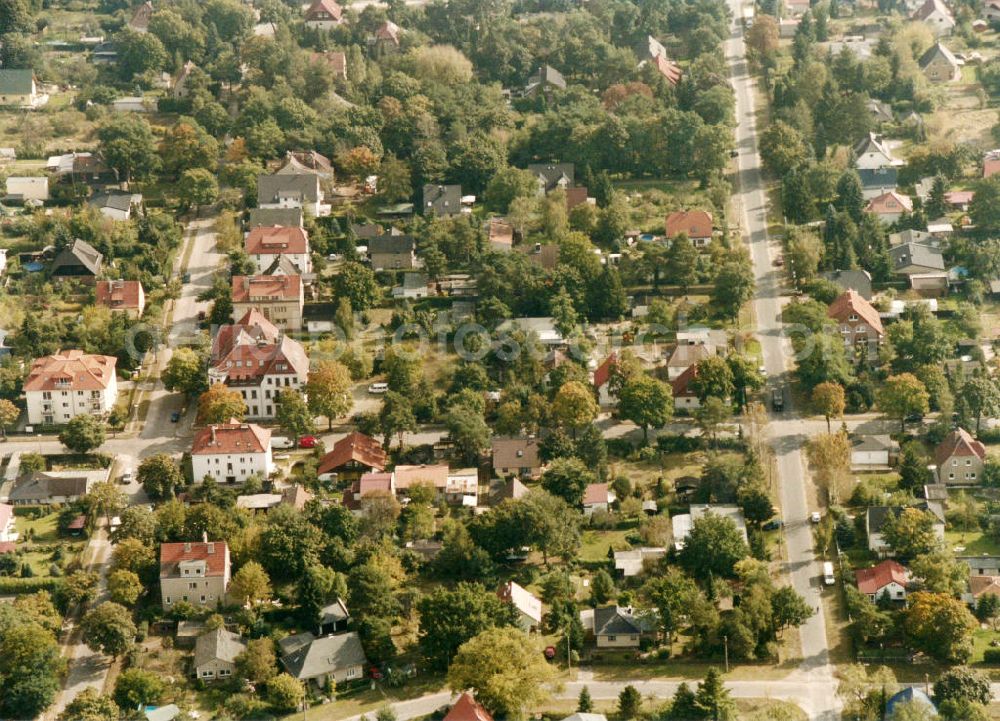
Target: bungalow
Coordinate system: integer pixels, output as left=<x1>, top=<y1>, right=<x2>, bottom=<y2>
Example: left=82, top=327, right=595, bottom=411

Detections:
left=919, top=42, right=961, bottom=82
left=193, top=628, right=246, bottom=681
left=850, top=435, right=897, bottom=468
left=318, top=599, right=351, bottom=635
left=393, top=272, right=430, bottom=299
left=665, top=209, right=713, bottom=247
left=51, top=239, right=103, bottom=282
left=614, top=547, right=667, bottom=577
left=586, top=605, right=654, bottom=648
left=865, top=190, right=912, bottom=224
left=235, top=485, right=313, bottom=513
left=394, top=464, right=449, bottom=495
left=866, top=505, right=945, bottom=556
left=821, top=269, right=874, bottom=300
left=945, top=190, right=974, bottom=211
left=582, top=483, right=615, bottom=516
left=497, top=317, right=564, bottom=346
left=680, top=504, right=749, bottom=545
left=498, top=580, right=543, bottom=631
left=912, top=0, right=955, bottom=35
left=524, top=65, right=566, bottom=99
left=855, top=559, right=909, bottom=602
left=368, top=235, right=416, bottom=270
left=88, top=191, right=141, bottom=221
left=279, top=631, right=367, bottom=685
left=423, top=184, right=463, bottom=216
left=8, top=472, right=97, bottom=505
left=342, top=471, right=395, bottom=511
left=317, top=432, right=387, bottom=482
left=0, top=69, right=47, bottom=109
left=934, top=427, right=986, bottom=485
left=5, top=176, right=48, bottom=203
left=967, top=576, right=1000, bottom=608
left=889, top=242, right=947, bottom=293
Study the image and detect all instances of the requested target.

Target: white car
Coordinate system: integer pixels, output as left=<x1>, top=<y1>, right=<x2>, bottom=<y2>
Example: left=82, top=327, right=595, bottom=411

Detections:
left=810, top=511, right=821, bottom=524
left=271, top=436, right=295, bottom=449
left=368, top=382, right=389, bottom=394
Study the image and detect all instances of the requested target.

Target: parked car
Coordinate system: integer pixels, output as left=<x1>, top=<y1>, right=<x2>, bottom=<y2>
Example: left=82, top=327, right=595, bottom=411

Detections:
left=762, top=519, right=782, bottom=531
left=182, top=272, right=191, bottom=283
left=299, top=435, right=318, bottom=449
left=170, top=411, right=181, bottom=422
left=120, top=470, right=133, bottom=484
left=368, top=382, right=389, bottom=394
left=823, top=561, right=835, bottom=586
left=810, top=511, right=821, bottom=524
left=771, top=388, right=784, bottom=412
left=272, top=436, right=294, bottom=449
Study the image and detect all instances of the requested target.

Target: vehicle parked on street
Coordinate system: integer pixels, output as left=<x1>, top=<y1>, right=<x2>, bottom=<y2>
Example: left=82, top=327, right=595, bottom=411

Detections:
left=368, top=382, right=389, bottom=394
left=272, top=436, right=294, bottom=449
left=299, top=435, right=318, bottom=448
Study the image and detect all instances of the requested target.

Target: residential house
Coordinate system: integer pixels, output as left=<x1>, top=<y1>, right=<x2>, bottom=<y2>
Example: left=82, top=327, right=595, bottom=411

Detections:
left=0, top=69, right=47, bottom=109
left=5, top=176, right=48, bottom=202
left=889, top=228, right=935, bottom=247
left=236, top=485, right=314, bottom=513
left=491, top=477, right=530, bottom=505
left=318, top=599, right=351, bottom=635
left=498, top=580, right=543, bottom=631
left=614, top=547, right=667, bottom=577
left=492, top=436, right=543, bottom=479
left=934, top=427, right=986, bottom=484
left=209, top=309, right=309, bottom=419
left=582, top=483, right=615, bottom=516
left=230, top=275, right=304, bottom=331
left=95, top=280, right=146, bottom=319
left=257, top=172, right=326, bottom=217
left=50, top=239, right=103, bottom=282
left=393, top=272, right=429, bottom=299
left=342, top=471, right=395, bottom=511
left=885, top=689, right=938, bottom=720
left=128, top=1, right=154, bottom=32
left=866, top=505, right=945, bottom=556
left=587, top=605, right=653, bottom=648
left=850, top=435, right=897, bottom=468
left=919, top=42, right=961, bottom=82
left=47, top=152, right=117, bottom=185
left=311, top=51, right=347, bottom=81
left=394, top=464, right=449, bottom=495
left=671, top=363, right=701, bottom=410
left=821, top=269, right=874, bottom=300
left=191, top=422, right=274, bottom=483
left=945, top=190, right=974, bottom=210
left=249, top=207, right=304, bottom=229
left=593, top=354, right=618, bottom=407
left=111, top=96, right=156, bottom=113
left=673, top=505, right=749, bottom=549
left=245, top=226, right=312, bottom=274
left=276, top=151, right=335, bottom=181
left=986, top=149, right=1000, bottom=178
left=91, top=41, right=118, bottom=65
left=304, top=0, right=344, bottom=29
left=423, top=184, right=463, bottom=216
left=855, top=560, right=909, bottom=602
left=528, top=163, right=574, bottom=195
left=368, top=235, right=416, bottom=270
left=785, top=0, right=810, bottom=15
left=372, top=21, right=403, bottom=52
left=827, top=289, right=884, bottom=349
left=443, top=694, right=494, bottom=721
left=521, top=242, right=560, bottom=270
left=647, top=54, right=683, bottom=85
left=24, top=350, right=117, bottom=425
left=889, top=242, right=947, bottom=293
left=967, top=576, right=1000, bottom=608
left=445, top=469, right=479, bottom=506
left=159, top=540, right=231, bottom=608
left=279, top=631, right=367, bottom=685
left=565, top=186, right=591, bottom=210
left=88, top=191, right=141, bottom=221
left=853, top=132, right=904, bottom=171
left=171, top=61, right=197, bottom=98
left=317, top=431, right=387, bottom=482
left=912, top=0, right=955, bottom=35
left=497, top=317, right=564, bottom=346
left=194, top=628, right=246, bottom=681
left=866, top=99, right=893, bottom=123
left=524, top=65, right=566, bottom=99
left=960, top=556, right=1000, bottom=576
left=986, top=0, right=1000, bottom=20
left=7, top=472, right=97, bottom=505
left=865, top=190, right=913, bottom=224
left=666, top=343, right=717, bottom=381
left=0, top=504, right=17, bottom=542
left=665, top=209, right=713, bottom=247
left=487, top=218, right=514, bottom=251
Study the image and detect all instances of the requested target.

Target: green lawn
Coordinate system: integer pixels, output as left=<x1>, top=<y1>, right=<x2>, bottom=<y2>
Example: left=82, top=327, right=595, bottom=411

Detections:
left=945, top=530, right=1000, bottom=556
left=579, top=528, right=633, bottom=563
left=15, top=512, right=60, bottom=543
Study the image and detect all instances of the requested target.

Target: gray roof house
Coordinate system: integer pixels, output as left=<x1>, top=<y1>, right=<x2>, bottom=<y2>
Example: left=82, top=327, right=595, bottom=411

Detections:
left=587, top=605, right=655, bottom=648
left=889, top=243, right=945, bottom=275
left=193, top=628, right=246, bottom=681
left=889, top=229, right=935, bottom=247
left=257, top=173, right=323, bottom=215
left=422, top=184, right=462, bottom=216
left=279, top=631, right=368, bottom=685
left=528, top=163, right=575, bottom=194
left=867, top=504, right=945, bottom=556
left=524, top=65, right=566, bottom=98
left=821, top=269, right=873, bottom=300
left=368, top=235, right=416, bottom=270
left=8, top=472, right=94, bottom=504
left=51, top=239, right=103, bottom=279
left=248, top=207, right=303, bottom=228
left=318, top=599, right=351, bottom=636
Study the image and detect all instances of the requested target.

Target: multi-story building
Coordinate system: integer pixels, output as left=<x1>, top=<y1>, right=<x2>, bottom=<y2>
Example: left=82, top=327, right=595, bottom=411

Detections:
left=159, top=540, right=231, bottom=608
left=95, top=280, right=146, bottom=319
left=24, top=350, right=118, bottom=425
left=191, top=421, right=274, bottom=484
left=231, top=275, right=304, bottom=331
left=827, top=289, right=884, bottom=350
left=209, top=310, right=309, bottom=420
left=245, top=226, right=312, bottom=275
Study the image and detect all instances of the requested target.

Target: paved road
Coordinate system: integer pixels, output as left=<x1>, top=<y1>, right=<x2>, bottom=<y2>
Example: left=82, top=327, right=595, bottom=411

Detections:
left=725, top=0, right=837, bottom=714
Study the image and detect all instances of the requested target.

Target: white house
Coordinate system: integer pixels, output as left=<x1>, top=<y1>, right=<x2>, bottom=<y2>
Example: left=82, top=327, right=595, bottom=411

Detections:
left=582, top=483, right=615, bottom=516
left=912, top=0, right=955, bottom=35
left=853, top=133, right=904, bottom=171
left=303, top=0, right=343, bottom=30
left=498, top=580, right=543, bottom=631
left=0, top=503, right=18, bottom=542
left=673, top=505, right=749, bottom=550
left=23, top=351, right=118, bottom=425
left=244, top=226, right=312, bottom=275
left=5, top=176, right=49, bottom=202
left=191, top=422, right=274, bottom=484
left=855, top=560, right=909, bottom=602
left=851, top=435, right=897, bottom=468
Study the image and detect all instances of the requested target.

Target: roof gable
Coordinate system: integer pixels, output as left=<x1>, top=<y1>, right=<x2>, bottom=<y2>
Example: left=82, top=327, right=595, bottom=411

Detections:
left=827, top=289, right=884, bottom=335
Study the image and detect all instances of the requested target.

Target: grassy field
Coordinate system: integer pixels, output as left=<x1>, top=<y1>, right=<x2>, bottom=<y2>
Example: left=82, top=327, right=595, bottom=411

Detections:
left=945, top=530, right=1000, bottom=556
left=15, top=512, right=60, bottom=543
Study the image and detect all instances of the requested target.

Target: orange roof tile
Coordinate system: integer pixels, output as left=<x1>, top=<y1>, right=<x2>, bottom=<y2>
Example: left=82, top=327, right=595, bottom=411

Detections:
left=24, top=350, right=117, bottom=392
left=827, top=289, right=884, bottom=336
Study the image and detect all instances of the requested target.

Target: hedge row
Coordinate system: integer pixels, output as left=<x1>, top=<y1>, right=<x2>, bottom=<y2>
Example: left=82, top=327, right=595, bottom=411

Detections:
left=0, top=576, right=60, bottom=595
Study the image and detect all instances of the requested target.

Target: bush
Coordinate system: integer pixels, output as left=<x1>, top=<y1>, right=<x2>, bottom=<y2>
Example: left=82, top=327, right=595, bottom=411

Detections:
left=0, top=576, right=60, bottom=594
left=982, top=648, right=1000, bottom=664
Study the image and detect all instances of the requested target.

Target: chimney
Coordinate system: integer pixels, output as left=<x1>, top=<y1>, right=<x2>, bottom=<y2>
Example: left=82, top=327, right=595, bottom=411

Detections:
left=183, top=542, right=191, bottom=552
left=207, top=542, right=215, bottom=554
left=202, top=531, right=209, bottom=543
left=210, top=426, right=216, bottom=445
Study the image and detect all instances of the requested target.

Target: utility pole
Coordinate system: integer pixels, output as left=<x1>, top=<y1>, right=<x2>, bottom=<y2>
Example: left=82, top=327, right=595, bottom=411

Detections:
left=723, top=634, right=729, bottom=673
left=566, top=619, right=572, bottom=670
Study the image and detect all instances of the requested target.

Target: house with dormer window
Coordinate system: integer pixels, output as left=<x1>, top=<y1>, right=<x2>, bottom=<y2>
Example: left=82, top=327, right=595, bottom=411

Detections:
left=160, top=540, right=231, bottom=608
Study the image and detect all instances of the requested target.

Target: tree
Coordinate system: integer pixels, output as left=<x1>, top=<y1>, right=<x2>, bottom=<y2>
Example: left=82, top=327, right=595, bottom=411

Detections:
left=266, top=673, right=305, bottom=712
left=113, top=668, right=165, bottom=709
left=334, top=262, right=380, bottom=311
left=668, top=683, right=702, bottom=721
left=910, top=550, right=968, bottom=597
left=695, top=668, right=735, bottom=721
left=115, top=27, right=167, bottom=79
left=59, top=414, right=106, bottom=454
left=97, top=114, right=160, bottom=183
left=162, top=347, right=208, bottom=396
left=541, top=457, right=596, bottom=507
left=235, top=637, right=277, bottom=685
left=618, top=686, right=642, bottom=719
left=970, top=176, right=1000, bottom=232
left=578, top=686, right=594, bottom=713
left=590, top=569, right=615, bottom=606
left=759, top=121, right=809, bottom=177
left=746, top=14, right=779, bottom=63
left=0, top=399, right=19, bottom=438
left=694, top=397, right=731, bottom=445
left=771, top=586, right=814, bottom=633
left=550, top=287, right=579, bottom=339
left=179, top=168, right=219, bottom=210
left=811, top=382, right=845, bottom=432
left=417, top=583, right=520, bottom=671
left=691, top=356, right=735, bottom=403
left=881, top=508, right=940, bottom=562
left=904, top=591, right=977, bottom=663
left=86, top=480, right=126, bottom=527
left=81, top=602, right=136, bottom=659
left=933, top=667, right=992, bottom=708
left=665, top=234, right=699, bottom=291
left=229, top=561, right=271, bottom=608
left=137, top=454, right=185, bottom=500
left=446, top=405, right=491, bottom=464
left=57, top=688, right=118, bottom=721
left=552, top=381, right=598, bottom=436
left=380, top=391, right=416, bottom=449
left=447, top=627, right=555, bottom=718
left=618, top=374, right=673, bottom=443
left=0, top=0, right=34, bottom=34
left=306, top=361, right=352, bottom=430
left=485, top=166, right=538, bottom=212
left=961, top=375, right=1000, bottom=434
left=877, top=373, right=929, bottom=432
left=711, top=258, right=756, bottom=320
left=196, top=383, right=247, bottom=425
left=275, top=389, right=314, bottom=443
left=107, top=570, right=142, bottom=607
left=807, top=432, right=852, bottom=504
left=727, top=355, right=765, bottom=411
left=679, top=513, right=750, bottom=579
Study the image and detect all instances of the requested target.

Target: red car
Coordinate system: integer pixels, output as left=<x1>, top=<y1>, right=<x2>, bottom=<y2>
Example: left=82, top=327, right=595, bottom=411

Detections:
left=299, top=435, right=318, bottom=449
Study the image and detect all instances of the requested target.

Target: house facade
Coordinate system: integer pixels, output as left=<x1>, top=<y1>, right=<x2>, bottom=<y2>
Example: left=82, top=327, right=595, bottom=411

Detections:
left=491, top=436, right=543, bottom=479
left=24, top=350, right=118, bottom=425
left=245, top=226, right=312, bottom=274
left=368, top=236, right=416, bottom=270
left=0, top=70, right=47, bottom=109
left=665, top=209, right=713, bottom=247
left=304, top=0, right=344, bottom=29
left=95, top=280, right=146, bottom=319
left=191, top=422, right=274, bottom=483
left=827, top=289, right=884, bottom=351
left=317, top=431, right=387, bottom=481
left=919, top=42, right=961, bottom=82
left=935, top=427, right=986, bottom=484
left=159, top=541, right=231, bottom=608
left=231, top=275, right=304, bottom=331
left=855, top=560, right=909, bottom=601
left=194, top=628, right=246, bottom=681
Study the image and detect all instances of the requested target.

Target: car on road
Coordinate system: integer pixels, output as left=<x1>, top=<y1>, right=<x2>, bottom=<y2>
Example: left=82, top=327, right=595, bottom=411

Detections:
left=823, top=561, right=835, bottom=586
left=182, top=273, right=191, bottom=283
left=773, top=255, right=784, bottom=267
left=810, top=511, right=821, bottom=524
left=299, top=435, right=318, bottom=448
left=120, top=470, right=133, bottom=484
left=763, top=519, right=782, bottom=531
left=272, top=436, right=295, bottom=449
left=368, top=382, right=389, bottom=394
left=170, top=411, right=181, bottom=422
left=771, top=388, right=784, bottom=412
left=729, top=149, right=739, bottom=158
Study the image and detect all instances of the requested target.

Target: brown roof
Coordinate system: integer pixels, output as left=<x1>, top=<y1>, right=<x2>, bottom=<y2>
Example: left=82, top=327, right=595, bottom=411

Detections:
left=281, top=484, right=314, bottom=511
left=231, top=275, right=302, bottom=303
left=312, top=52, right=346, bottom=79
left=160, top=541, right=229, bottom=578
left=671, top=363, right=698, bottom=398
left=970, top=575, right=1000, bottom=599
left=443, top=694, right=494, bottom=721
left=865, top=190, right=913, bottom=215
left=305, top=0, right=342, bottom=21
left=24, top=350, right=117, bottom=392
left=855, top=559, right=908, bottom=595
left=985, top=157, right=1000, bottom=178
left=593, top=354, right=617, bottom=389
left=245, top=226, right=309, bottom=256
left=665, top=210, right=712, bottom=239
left=374, top=20, right=402, bottom=45
left=211, top=334, right=309, bottom=384
left=394, top=464, right=449, bottom=489
left=192, top=422, right=271, bottom=455
left=667, top=344, right=712, bottom=369
left=318, top=432, right=387, bottom=475
left=487, top=218, right=514, bottom=248
left=583, top=482, right=611, bottom=506
left=565, top=186, right=590, bottom=210
left=95, top=280, right=143, bottom=310
left=827, top=289, right=884, bottom=336
left=491, top=437, right=541, bottom=470
left=935, top=427, right=987, bottom=466
left=653, top=54, right=682, bottom=85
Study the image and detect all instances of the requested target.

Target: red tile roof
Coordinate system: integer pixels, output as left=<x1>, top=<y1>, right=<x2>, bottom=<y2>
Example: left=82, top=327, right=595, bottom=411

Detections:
left=583, top=482, right=611, bottom=506
left=192, top=421, right=271, bottom=455
left=311, top=52, right=346, bottom=79
left=443, top=694, right=494, bottom=721
left=394, top=464, right=449, bottom=489
left=375, top=20, right=401, bottom=45
left=855, top=559, right=908, bottom=595
left=231, top=275, right=302, bottom=303
left=0, top=542, right=15, bottom=555
left=95, top=280, right=144, bottom=310
left=970, top=575, right=1000, bottom=599
left=593, top=353, right=617, bottom=389
left=565, top=186, right=590, bottom=210
left=945, top=190, right=974, bottom=206
left=653, top=54, right=682, bottom=86
left=827, top=289, right=884, bottom=336
left=24, top=350, right=117, bottom=392
left=211, top=334, right=309, bottom=384
left=318, top=432, right=387, bottom=475
left=245, top=226, right=309, bottom=256
left=935, top=427, right=986, bottom=466
left=865, top=190, right=912, bottom=215
left=671, top=363, right=698, bottom=398
left=160, top=541, right=229, bottom=578
left=305, top=0, right=342, bottom=21
left=985, top=157, right=1000, bottom=178
left=665, top=210, right=712, bottom=240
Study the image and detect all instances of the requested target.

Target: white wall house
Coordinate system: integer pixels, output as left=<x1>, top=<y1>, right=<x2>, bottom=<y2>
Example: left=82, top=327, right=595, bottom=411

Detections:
left=6, top=176, right=49, bottom=202
left=24, top=351, right=118, bottom=425
left=245, top=226, right=313, bottom=274
left=191, top=422, right=274, bottom=483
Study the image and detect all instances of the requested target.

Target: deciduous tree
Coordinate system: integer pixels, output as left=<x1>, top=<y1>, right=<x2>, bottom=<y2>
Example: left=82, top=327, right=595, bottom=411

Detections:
left=811, top=382, right=845, bottom=432
left=306, top=361, right=353, bottom=430
left=58, top=414, right=106, bottom=454
left=196, top=384, right=247, bottom=425
left=81, top=602, right=136, bottom=659
left=417, top=583, right=520, bottom=670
